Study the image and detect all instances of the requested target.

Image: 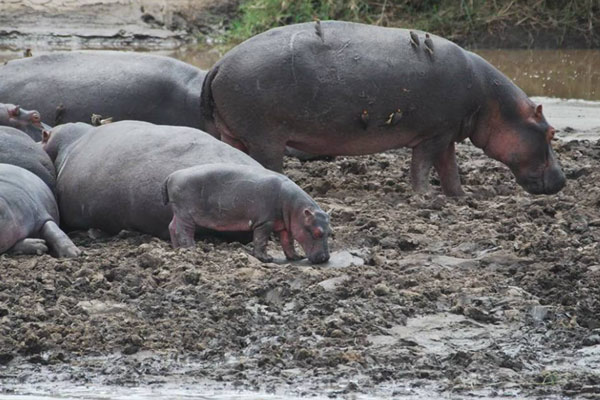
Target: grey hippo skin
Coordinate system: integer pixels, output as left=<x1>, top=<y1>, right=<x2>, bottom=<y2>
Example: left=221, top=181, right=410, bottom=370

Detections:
left=0, top=52, right=206, bottom=129
left=0, top=103, right=49, bottom=142
left=201, top=21, right=566, bottom=196
left=0, top=163, right=80, bottom=257
left=163, top=164, right=331, bottom=263
left=0, top=126, right=56, bottom=192
left=43, top=121, right=262, bottom=240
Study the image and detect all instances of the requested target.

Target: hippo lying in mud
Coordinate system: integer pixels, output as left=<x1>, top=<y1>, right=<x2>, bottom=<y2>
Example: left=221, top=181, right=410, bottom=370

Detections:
left=201, top=21, right=566, bottom=196
left=0, top=52, right=206, bottom=128
left=0, top=103, right=48, bottom=142
left=0, top=163, right=80, bottom=257
left=44, top=121, right=331, bottom=262
left=163, top=164, right=330, bottom=263
left=0, top=126, right=57, bottom=192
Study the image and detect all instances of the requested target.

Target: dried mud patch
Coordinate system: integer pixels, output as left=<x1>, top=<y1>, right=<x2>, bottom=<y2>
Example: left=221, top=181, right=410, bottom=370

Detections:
left=1, top=140, right=600, bottom=398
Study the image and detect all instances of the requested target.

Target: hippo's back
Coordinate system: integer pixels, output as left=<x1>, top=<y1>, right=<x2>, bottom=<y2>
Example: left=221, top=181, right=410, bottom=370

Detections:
left=0, top=127, right=56, bottom=192
left=57, top=121, right=260, bottom=237
left=0, top=51, right=206, bottom=128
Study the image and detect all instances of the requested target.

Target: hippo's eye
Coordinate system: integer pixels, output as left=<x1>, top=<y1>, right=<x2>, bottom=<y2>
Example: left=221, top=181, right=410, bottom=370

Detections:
left=547, top=128, right=555, bottom=142
left=312, top=227, right=324, bottom=238
left=31, top=113, right=40, bottom=123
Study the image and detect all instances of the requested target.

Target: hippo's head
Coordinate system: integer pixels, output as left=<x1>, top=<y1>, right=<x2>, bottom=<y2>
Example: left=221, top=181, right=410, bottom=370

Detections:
left=0, top=104, right=46, bottom=142
left=291, top=207, right=331, bottom=264
left=478, top=101, right=566, bottom=195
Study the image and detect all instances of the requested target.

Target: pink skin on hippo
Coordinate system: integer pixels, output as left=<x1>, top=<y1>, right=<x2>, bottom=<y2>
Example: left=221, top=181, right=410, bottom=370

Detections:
left=0, top=163, right=80, bottom=257
left=201, top=21, right=565, bottom=196
left=162, top=164, right=331, bottom=263
left=0, top=103, right=48, bottom=142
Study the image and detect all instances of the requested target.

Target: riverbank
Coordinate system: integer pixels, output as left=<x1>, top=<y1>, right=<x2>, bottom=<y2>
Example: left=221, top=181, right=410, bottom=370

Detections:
left=0, top=0, right=598, bottom=50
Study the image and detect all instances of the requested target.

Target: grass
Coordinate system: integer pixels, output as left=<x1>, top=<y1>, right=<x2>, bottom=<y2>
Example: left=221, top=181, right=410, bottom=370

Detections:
left=222, top=0, right=600, bottom=47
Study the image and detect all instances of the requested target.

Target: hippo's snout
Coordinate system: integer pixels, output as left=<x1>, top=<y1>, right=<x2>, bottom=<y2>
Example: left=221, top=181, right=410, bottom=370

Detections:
left=308, top=250, right=330, bottom=264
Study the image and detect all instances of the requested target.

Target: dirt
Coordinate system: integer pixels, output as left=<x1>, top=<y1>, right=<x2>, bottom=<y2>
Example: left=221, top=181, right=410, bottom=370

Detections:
left=1, top=134, right=599, bottom=398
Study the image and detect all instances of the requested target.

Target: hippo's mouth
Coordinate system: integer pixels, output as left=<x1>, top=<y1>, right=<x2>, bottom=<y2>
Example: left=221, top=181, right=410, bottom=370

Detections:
left=516, top=167, right=566, bottom=195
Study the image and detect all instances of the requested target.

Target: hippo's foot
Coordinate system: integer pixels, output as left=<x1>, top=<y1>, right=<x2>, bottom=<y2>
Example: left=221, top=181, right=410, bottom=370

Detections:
left=10, top=238, right=48, bottom=255
left=285, top=253, right=305, bottom=261
left=252, top=249, right=273, bottom=263
left=40, top=221, right=81, bottom=258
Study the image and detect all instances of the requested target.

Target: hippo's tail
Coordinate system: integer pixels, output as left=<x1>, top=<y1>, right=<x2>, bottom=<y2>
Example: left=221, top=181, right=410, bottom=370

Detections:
left=200, top=65, right=219, bottom=124
left=161, top=176, right=171, bottom=206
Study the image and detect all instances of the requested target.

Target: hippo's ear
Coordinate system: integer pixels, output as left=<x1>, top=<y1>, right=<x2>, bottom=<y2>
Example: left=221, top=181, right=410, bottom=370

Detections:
left=41, top=130, right=51, bottom=144
left=303, top=208, right=315, bottom=224
left=534, top=104, right=543, bottom=120
left=8, top=105, right=20, bottom=117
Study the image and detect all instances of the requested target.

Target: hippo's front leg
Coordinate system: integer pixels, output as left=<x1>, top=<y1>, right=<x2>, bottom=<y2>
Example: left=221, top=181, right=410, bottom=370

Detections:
left=278, top=230, right=304, bottom=261
left=411, top=138, right=465, bottom=196
left=9, top=238, right=48, bottom=255
left=40, top=221, right=81, bottom=258
left=252, top=221, right=274, bottom=262
left=433, top=142, right=465, bottom=196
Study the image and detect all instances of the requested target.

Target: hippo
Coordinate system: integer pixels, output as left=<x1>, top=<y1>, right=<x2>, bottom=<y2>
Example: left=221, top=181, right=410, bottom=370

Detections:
left=200, top=21, right=566, bottom=196
left=0, top=163, right=80, bottom=257
left=0, top=103, right=48, bottom=142
left=0, top=126, right=56, bottom=192
left=163, top=164, right=331, bottom=263
left=0, top=51, right=207, bottom=129
left=43, top=121, right=331, bottom=262
left=0, top=51, right=318, bottom=161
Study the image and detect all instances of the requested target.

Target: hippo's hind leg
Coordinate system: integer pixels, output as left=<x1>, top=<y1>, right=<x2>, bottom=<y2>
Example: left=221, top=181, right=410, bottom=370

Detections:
left=411, top=138, right=464, bottom=196
left=40, top=221, right=81, bottom=258
left=433, top=142, right=465, bottom=196
left=168, top=213, right=196, bottom=248
left=9, top=238, right=48, bottom=255
left=252, top=221, right=274, bottom=262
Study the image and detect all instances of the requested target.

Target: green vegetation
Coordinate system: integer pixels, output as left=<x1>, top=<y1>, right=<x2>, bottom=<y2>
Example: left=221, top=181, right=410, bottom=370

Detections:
left=224, top=0, right=599, bottom=48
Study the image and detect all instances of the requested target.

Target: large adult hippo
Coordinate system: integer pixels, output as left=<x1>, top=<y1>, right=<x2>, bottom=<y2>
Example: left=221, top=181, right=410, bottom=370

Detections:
left=0, top=103, right=48, bottom=141
left=0, top=126, right=56, bottom=192
left=0, top=52, right=206, bottom=129
left=0, top=163, right=80, bottom=257
left=201, top=21, right=566, bottom=196
left=43, top=121, right=331, bottom=262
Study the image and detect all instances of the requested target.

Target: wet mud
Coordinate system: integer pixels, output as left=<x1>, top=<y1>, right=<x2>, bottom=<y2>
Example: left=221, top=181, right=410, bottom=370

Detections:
left=1, top=136, right=600, bottom=398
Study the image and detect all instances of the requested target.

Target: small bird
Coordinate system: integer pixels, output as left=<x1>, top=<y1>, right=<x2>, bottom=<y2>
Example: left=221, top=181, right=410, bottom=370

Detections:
left=91, top=113, right=103, bottom=126
left=424, top=33, right=434, bottom=57
left=384, top=109, right=403, bottom=126
left=23, top=48, right=32, bottom=57
left=360, top=109, right=369, bottom=129
left=409, top=31, right=420, bottom=48
left=100, top=117, right=113, bottom=125
left=314, top=17, right=324, bottom=42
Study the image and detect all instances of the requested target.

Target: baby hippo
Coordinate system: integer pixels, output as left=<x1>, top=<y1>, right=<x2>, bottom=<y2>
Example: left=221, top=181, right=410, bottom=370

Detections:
left=162, top=164, right=331, bottom=264
left=0, top=103, right=48, bottom=142
left=0, top=163, right=80, bottom=257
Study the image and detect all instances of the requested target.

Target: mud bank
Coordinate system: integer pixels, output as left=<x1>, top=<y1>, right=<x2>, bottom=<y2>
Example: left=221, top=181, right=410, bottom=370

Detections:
left=1, top=134, right=600, bottom=398
left=0, top=0, right=239, bottom=50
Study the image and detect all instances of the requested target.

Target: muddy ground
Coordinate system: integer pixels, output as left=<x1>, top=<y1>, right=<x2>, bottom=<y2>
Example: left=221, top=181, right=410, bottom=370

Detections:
left=0, top=134, right=599, bottom=398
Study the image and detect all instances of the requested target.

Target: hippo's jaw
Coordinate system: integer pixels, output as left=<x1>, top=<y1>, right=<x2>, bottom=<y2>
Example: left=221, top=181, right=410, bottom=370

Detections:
left=307, top=243, right=330, bottom=264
